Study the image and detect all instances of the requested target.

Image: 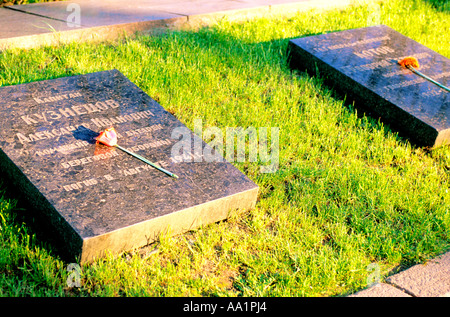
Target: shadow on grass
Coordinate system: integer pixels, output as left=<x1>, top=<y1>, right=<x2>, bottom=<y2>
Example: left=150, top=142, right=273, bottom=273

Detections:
left=423, top=0, right=450, bottom=12
left=0, top=176, right=74, bottom=263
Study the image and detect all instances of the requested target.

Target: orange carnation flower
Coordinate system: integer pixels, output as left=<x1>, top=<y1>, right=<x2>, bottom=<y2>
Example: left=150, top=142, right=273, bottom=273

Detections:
left=95, top=126, right=178, bottom=178
left=397, top=56, right=450, bottom=93
left=96, top=127, right=118, bottom=147
left=398, top=56, right=420, bottom=69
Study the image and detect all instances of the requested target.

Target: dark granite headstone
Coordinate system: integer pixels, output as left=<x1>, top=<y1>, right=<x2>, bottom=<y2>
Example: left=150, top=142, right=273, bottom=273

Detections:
left=288, top=25, right=450, bottom=147
left=0, top=69, right=258, bottom=262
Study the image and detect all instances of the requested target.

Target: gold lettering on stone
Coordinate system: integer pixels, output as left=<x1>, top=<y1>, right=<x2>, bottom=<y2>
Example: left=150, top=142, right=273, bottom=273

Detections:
left=33, top=91, right=82, bottom=104
left=21, top=99, right=121, bottom=125
left=61, top=151, right=119, bottom=168
left=16, top=124, right=82, bottom=144
left=354, top=46, right=395, bottom=59
left=35, top=140, right=90, bottom=156
left=63, top=178, right=98, bottom=192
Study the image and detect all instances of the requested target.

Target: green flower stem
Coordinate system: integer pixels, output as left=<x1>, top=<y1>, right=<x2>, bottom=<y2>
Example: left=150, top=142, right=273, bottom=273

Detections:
left=115, top=144, right=179, bottom=179
left=407, top=65, right=450, bottom=93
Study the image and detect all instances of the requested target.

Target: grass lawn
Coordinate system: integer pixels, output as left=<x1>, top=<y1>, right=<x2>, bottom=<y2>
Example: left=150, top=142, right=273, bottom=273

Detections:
left=0, top=0, right=449, bottom=297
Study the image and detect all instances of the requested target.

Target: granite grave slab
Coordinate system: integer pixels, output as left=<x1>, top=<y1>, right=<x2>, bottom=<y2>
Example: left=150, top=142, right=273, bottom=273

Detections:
left=0, top=70, right=258, bottom=263
left=288, top=25, right=450, bottom=147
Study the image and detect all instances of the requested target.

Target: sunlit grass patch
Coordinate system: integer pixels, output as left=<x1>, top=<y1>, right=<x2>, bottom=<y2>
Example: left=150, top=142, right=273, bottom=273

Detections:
left=0, top=0, right=449, bottom=297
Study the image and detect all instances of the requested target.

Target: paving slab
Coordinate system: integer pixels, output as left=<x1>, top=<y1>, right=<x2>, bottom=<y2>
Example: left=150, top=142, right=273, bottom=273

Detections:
left=145, top=0, right=318, bottom=16
left=6, top=0, right=312, bottom=21
left=0, top=7, right=73, bottom=40
left=0, top=5, right=186, bottom=50
left=1, top=0, right=374, bottom=50
left=6, top=0, right=184, bottom=28
left=153, top=0, right=360, bottom=23
left=386, top=252, right=450, bottom=297
left=349, top=251, right=450, bottom=297
left=348, top=283, right=412, bottom=297
left=144, top=0, right=269, bottom=16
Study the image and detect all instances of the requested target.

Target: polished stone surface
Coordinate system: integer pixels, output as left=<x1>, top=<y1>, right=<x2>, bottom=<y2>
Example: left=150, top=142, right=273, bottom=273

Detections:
left=0, top=70, right=258, bottom=262
left=289, top=25, right=450, bottom=147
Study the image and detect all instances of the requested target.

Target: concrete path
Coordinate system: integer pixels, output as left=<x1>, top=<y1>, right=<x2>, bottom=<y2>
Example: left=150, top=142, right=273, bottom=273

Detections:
left=350, top=251, right=450, bottom=297
left=0, top=0, right=359, bottom=50
left=0, top=0, right=449, bottom=297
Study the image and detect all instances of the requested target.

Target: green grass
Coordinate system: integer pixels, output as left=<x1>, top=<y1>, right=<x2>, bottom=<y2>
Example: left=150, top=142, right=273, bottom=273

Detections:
left=0, top=0, right=449, bottom=297
left=0, top=0, right=63, bottom=7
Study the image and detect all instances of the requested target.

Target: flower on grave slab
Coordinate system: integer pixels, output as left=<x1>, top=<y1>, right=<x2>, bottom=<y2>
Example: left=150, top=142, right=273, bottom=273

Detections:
left=96, top=127, right=118, bottom=147
left=95, top=126, right=178, bottom=178
left=398, top=56, right=420, bottom=69
left=397, top=56, right=450, bottom=93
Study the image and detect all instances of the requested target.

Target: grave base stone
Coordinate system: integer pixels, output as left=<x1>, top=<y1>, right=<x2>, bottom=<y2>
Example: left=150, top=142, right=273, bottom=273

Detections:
left=0, top=69, right=258, bottom=263
left=288, top=25, right=450, bottom=147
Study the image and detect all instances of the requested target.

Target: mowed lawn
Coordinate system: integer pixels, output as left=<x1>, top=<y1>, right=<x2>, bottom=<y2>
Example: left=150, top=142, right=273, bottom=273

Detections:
left=0, top=0, right=449, bottom=296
